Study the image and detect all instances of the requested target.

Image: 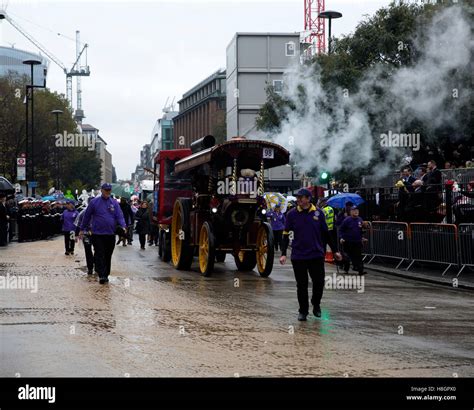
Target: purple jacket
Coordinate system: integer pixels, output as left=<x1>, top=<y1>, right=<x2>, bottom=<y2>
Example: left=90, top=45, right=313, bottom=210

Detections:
left=61, top=209, right=78, bottom=232
left=267, top=210, right=286, bottom=231
left=283, top=205, right=329, bottom=260
left=339, top=216, right=364, bottom=242
left=80, top=196, right=126, bottom=235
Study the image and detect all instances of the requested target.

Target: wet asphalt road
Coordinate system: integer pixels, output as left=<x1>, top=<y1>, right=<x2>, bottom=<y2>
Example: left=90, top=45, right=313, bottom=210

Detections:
left=1, top=236, right=473, bottom=377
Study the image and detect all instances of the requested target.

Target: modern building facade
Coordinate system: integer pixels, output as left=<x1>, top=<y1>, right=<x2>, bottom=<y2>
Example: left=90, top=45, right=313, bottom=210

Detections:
left=151, top=110, right=178, bottom=158
left=0, top=46, right=48, bottom=87
left=173, top=69, right=226, bottom=148
left=226, top=33, right=300, bottom=138
left=80, top=123, right=113, bottom=184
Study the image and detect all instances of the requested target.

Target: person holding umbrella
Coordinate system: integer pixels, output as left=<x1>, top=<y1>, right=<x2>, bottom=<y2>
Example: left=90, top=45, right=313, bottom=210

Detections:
left=280, top=188, right=342, bottom=321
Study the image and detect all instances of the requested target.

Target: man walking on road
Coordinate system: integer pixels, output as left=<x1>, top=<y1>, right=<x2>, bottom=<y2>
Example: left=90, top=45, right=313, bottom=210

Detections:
left=280, top=188, right=342, bottom=321
left=339, top=206, right=367, bottom=275
left=61, top=200, right=78, bottom=255
left=75, top=206, right=95, bottom=275
left=79, top=183, right=127, bottom=284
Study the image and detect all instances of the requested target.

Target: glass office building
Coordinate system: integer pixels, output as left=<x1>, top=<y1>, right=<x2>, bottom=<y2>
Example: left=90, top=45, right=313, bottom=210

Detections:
left=0, top=46, right=48, bottom=87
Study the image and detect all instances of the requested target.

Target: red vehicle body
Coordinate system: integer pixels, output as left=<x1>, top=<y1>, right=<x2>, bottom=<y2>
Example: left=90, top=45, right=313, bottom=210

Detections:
left=153, top=149, right=192, bottom=261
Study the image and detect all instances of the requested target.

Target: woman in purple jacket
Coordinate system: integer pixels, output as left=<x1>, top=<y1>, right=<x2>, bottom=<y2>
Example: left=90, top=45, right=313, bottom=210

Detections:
left=61, top=200, right=78, bottom=255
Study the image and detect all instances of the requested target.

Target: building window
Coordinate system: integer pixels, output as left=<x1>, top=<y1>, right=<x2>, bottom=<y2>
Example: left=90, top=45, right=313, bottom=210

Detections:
left=285, top=41, right=296, bottom=56
left=273, top=80, right=283, bottom=94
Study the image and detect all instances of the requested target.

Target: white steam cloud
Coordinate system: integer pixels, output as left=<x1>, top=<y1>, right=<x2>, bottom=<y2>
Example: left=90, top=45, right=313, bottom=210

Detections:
left=255, top=6, right=472, bottom=179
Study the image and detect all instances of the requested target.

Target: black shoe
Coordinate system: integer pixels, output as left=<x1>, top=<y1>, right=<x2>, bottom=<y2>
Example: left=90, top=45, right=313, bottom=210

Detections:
left=116, top=239, right=121, bottom=245
left=297, top=313, right=307, bottom=321
left=313, top=306, right=321, bottom=318
left=99, top=277, right=109, bottom=284
left=65, top=252, right=70, bottom=255
left=141, top=246, right=145, bottom=250
left=87, top=270, right=93, bottom=275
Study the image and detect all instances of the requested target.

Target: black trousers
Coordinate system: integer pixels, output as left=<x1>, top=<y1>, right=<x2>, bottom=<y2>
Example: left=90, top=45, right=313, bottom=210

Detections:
left=291, top=257, right=325, bottom=314
left=342, top=241, right=363, bottom=274
left=63, top=231, right=75, bottom=253
left=91, top=235, right=115, bottom=279
left=273, top=230, right=283, bottom=251
left=139, top=234, right=147, bottom=248
left=83, top=235, right=94, bottom=272
left=0, top=222, right=7, bottom=246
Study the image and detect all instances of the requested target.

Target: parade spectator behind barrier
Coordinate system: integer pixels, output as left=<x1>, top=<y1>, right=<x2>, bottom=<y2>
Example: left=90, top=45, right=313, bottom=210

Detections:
left=279, top=188, right=342, bottom=321
left=404, top=180, right=426, bottom=222
left=267, top=204, right=285, bottom=251
left=117, top=197, right=134, bottom=247
left=419, top=164, right=429, bottom=189
left=425, top=160, right=443, bottom=219
left=61, top=200, right=78, bottom=256
left=401, top=167, right=416, bottom=192
left=339, top=206, right=367, bottom=276
left=395, top=179, right=409, bottom=221
left=453, top=180, right=474, bottom=224
left=79, top=183, right=127, bottom=285
left=135, top=201, right=151, bottom=250
left=75, top=207, right=94, bottom=275
left=0, top=193, right=10, bottom=246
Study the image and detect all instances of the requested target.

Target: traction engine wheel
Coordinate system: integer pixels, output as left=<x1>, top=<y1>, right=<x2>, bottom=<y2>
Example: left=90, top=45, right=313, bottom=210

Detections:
left=198, top=222, right=215, bottom=276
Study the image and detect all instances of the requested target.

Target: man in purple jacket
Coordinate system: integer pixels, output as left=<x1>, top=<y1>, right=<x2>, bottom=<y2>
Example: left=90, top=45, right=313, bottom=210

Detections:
left=280, top=188, right=342, bottom=321
left=61, top=200, right=78, bottom=256
left=339, top=206, right=367, bottom=276
left=79, top=183, right=126, bottom=284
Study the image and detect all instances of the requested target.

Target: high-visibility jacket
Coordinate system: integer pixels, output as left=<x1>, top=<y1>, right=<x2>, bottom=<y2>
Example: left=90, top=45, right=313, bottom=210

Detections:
left=322, top=205, right=335, bottom=230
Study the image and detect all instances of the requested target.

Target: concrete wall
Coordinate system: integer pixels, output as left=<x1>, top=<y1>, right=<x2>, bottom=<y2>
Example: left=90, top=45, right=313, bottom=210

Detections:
left=226, top=33, right=299, bottom=138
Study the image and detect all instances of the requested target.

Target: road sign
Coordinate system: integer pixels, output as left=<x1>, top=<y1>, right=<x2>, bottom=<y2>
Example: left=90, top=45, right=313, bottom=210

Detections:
left=17, top=157, right=26, bottom=166
left=28, top=181, right=38, bottom=188
left=17, top=167, right=26, bottom=181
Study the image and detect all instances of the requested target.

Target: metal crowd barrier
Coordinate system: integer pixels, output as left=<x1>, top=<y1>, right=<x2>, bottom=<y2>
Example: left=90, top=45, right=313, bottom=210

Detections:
left=406, top=223, right=458, bottom=275
left=361, top=221, right=372, bottom=261
left=367, top=222, right=410, bottom=269
left=457, top=224, right=474, bottom=276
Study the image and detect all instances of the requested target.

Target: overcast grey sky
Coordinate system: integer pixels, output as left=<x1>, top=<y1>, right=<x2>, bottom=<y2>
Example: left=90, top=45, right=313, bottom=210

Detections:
left=1, top=0, right=391, bottom=179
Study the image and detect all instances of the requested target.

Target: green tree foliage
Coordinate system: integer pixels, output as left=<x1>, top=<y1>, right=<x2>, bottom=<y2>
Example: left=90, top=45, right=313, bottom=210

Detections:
left=0, top=75, right=101, bottom=194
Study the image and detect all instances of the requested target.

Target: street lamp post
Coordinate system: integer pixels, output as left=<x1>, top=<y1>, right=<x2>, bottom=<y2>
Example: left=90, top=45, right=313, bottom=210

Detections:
left=51, top=110, right=63, bottom=191
left=318, top=10, right=343, bottom=55
left=23, top=59, right=42, bottom=197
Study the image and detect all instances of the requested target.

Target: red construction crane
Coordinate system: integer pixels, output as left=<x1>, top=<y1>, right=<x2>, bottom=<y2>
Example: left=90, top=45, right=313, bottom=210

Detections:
left=303, top=0, right=326, bottom=57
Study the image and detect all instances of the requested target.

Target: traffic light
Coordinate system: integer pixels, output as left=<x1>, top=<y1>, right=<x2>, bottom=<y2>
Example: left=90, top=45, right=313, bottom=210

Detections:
left=319, top=171, right=330, bottom=184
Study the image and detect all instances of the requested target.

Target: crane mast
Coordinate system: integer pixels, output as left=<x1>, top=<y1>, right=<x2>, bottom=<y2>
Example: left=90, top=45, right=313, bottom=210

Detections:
left=0, top=9, right=90, bottom=120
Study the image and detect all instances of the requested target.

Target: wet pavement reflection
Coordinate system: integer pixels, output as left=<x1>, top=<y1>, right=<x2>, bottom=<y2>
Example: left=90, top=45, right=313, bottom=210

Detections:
left=1, top=237, right=473, bottom=377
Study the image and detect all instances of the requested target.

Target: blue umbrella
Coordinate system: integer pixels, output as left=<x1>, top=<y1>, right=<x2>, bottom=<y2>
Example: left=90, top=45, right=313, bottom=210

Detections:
left=327, top=193, right=364, bottom=209
left=42, top=195, right=56, bottom=201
